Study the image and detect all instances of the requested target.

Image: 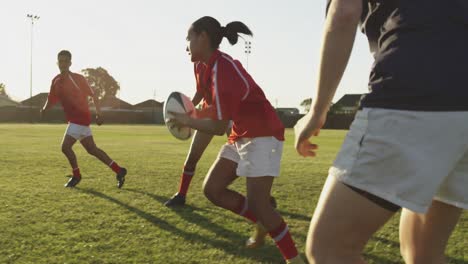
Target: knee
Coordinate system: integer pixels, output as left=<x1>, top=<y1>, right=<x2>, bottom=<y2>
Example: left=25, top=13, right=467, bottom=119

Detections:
left=61, top=145, right=71, bottom=154
left=202, top=182, right=222, bottom=205
left=305, top=232, right=327, bottom=264
left=86, top=146, right=99, bottom=156
left=305, top=226, right=362, bottom=264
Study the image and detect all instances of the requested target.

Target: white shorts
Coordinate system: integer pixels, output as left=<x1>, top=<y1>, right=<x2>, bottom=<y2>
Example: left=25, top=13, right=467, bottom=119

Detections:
left=330, top=108, right=468, bottom=213
left=218, top=137, right=283, bottom=177
left=65, top=123, right=92, bottom=141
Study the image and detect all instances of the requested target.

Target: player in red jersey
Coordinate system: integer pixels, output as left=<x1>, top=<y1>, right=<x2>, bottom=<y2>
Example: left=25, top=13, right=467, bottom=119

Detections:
left=169, top=17, right=304, bottom=264
left=41, top=50, right=127, bottom=188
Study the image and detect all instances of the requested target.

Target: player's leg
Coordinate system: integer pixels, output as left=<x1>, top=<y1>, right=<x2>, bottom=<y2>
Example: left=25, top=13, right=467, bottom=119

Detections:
left=305, top=109, right=468, bottom=263
left=246, top=176, right=304, bottom=263
left=305, top=176, right=396, bottom=264
left=80, top=134, right=127, bottom=188
left=61, top=133, right=80, bottom=187
left=61, top=124, right=83, bottom=187
left=202, top=157, right=248, bottom=213
left=202, top=151, right=260, bottom=226
left=165, top=130, right=214, bottom=207
left=400, top=146, right=468, bottom=264
left=400, top=200, right=462, bottom=264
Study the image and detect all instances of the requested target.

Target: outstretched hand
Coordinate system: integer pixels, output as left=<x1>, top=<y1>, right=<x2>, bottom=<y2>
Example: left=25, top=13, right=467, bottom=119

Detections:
left=294, top=111, right=327, bottom=158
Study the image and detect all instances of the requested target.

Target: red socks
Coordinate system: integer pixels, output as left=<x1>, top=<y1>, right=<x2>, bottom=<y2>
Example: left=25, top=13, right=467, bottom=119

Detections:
left=72, top=168, right=81, bottom=178
left=177, top=166, right=195, bottom=197
left=269, top=220, right=299, bottom=260
left=109, top=161, right=122, bottom=174
left=232, top=196, right=257, bottom=223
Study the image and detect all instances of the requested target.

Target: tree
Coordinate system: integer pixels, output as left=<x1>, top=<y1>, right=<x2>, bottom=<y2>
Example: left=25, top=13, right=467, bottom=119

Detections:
left=300, top=98, right=312, bottom=113
left=81, top=67, right=120, bottom=99
left=0, top=83, right=8, bottom=97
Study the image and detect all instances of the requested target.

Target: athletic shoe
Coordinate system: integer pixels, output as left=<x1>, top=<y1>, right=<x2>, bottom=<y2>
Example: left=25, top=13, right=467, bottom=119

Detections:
left=65, top=176, right=81, bottom=188
left=246, top=222, right=268, bottom=248
left=116, top=168, right=127, bottom=188
left=164, top=193, right=186, bottom=207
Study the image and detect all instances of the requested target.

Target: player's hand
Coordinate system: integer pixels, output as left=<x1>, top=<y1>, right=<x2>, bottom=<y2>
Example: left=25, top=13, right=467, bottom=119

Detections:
left=167, top=111, right=193, bottom=130
left=96, top=114, right=104, bottom=126
left=294, top=110, right=327, bottom=158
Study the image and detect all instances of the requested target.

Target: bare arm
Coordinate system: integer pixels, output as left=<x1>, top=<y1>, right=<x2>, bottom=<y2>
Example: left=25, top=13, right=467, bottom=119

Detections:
left=192, top=91, right=203, bottom=106
left=92, top=93, right=102, bottom=116
left=91, top=94, right=104, bottom=126
left=41, top=98, right=55, bottom=112
left=168, top=111, right=229, bottom=136
left=294, top=0, right=362, bottom=157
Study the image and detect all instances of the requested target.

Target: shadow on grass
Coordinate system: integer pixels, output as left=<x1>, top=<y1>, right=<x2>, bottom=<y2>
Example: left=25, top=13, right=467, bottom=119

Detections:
left=124, top=188, right=244, bottom=236
left=123, top=188, right=283, bottom=258
left=77, top=188, right=283, bottom=263
left=447, top=258, right=468, bottom=264
left=370, top=236, right=400, bottom=249
left=277, top=209, right=311, bottom=222
left=363, top=253, right=402, bottom=264
left=367, top=237, right=466, bottom=264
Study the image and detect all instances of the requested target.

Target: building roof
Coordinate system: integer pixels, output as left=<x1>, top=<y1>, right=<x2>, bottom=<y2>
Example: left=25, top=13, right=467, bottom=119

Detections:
left=133, top=99, right=164, bottom=109
left=21, top=93, right=57, bottom=108
left=99, top=95, right=133, bottom=109
left=0, top=95, right=20, bottom=107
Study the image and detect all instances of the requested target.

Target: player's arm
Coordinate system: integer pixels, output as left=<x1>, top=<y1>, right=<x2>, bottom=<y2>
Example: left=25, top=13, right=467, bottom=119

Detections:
left=294, top=0, right=362, bottom=157
left=168, top=112, right=229, bottom=136
left=192, top=91, right=203, bottom=106
left=41, top=80, right=59, bottom=116
left=82, top=76, right=103, bottom=126
left=91, top=93, right=104, bottom=126
left=41, top=98, right=55, bottom=112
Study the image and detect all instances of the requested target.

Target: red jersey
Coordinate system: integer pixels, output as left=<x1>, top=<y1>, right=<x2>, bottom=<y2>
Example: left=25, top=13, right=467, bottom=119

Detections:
left=47, top=72, right=94, bottom=126
left=197, top=50, right=285, bottom=143
left=194, top=62, right=217, bottom=120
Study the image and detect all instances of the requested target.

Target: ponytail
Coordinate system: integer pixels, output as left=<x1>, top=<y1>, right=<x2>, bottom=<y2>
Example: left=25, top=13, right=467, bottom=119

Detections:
left=192, top=16, right=253, bottom=49
left=222, top=21, right=252, bottom=45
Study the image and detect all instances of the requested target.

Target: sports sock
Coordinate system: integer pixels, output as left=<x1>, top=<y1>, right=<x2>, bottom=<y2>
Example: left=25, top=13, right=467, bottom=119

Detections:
left=109, top=161, right=122, bottom=174
left=177, top=166, right=195, bottom=197
left=269, top=220, right=299, bottom=260
left=232, top=196, right=257, bottom=223
left=72, top=168, right=81, bottom=178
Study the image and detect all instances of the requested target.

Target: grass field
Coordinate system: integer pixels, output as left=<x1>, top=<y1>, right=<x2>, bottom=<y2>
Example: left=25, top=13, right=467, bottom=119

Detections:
left=0, top=124, right=466, bottom=264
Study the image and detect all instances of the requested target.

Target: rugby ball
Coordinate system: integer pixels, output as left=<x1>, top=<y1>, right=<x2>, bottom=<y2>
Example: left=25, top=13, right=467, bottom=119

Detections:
left=164, top=92, right=196, bottom=140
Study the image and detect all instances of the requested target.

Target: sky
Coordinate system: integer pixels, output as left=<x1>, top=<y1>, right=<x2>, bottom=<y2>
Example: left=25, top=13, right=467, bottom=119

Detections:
left=1, top=0, right=374, bottom=110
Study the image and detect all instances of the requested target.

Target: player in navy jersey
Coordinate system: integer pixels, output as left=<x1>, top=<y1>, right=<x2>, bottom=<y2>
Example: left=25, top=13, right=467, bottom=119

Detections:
left=295, top=1, right=468, bottom=263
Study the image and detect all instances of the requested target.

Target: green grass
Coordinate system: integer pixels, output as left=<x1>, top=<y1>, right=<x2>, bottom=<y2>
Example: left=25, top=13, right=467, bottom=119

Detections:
left=0, top=124, right=466, bottom=264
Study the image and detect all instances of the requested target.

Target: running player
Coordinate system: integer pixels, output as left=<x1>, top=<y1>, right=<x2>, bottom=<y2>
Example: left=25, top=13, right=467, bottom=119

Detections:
left=41, top=50, right=127, bottom=188
left=169, top=17, right=304, bottom=263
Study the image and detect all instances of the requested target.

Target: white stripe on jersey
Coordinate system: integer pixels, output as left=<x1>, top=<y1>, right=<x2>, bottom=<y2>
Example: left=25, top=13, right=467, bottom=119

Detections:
left=221, top=55, right=250, bottom=101
left=212, top=61, right=223, bottom=120
left=52, top=77, right=60, bottom=86
left=68, top=74, right=81, bottom=91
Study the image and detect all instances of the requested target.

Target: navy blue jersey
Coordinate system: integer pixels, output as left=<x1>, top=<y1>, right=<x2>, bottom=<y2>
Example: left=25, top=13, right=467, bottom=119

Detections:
left=328, top=0, right=468, bottom=110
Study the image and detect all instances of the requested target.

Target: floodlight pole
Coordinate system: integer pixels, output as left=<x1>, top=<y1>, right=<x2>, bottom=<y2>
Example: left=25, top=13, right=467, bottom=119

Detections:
left=244, top=40, right=251, bottom=70
left=27, top=14, right=40, bottom=122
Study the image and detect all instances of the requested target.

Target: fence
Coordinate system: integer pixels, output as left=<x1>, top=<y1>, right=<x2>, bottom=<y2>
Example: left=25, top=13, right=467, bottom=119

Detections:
left=0, top=107, right=356, bottom=129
